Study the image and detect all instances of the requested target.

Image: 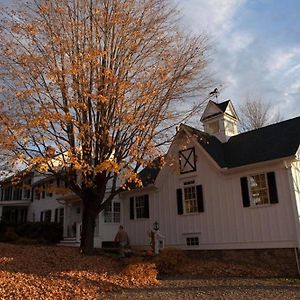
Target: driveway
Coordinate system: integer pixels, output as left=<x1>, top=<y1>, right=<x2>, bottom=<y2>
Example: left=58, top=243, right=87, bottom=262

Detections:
left=110, top=277, right=300, bottom=299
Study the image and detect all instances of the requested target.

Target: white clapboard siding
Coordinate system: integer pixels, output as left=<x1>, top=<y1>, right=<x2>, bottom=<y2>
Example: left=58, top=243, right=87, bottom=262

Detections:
left=123, top=135, right=298, bottom=250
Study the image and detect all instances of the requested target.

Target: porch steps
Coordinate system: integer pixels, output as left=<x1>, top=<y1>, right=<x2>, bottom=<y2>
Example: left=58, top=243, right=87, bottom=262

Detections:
left=57, top=237, right=80, bottom=247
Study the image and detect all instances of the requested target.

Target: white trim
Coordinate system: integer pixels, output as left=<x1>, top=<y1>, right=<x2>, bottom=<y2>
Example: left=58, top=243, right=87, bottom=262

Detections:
left=247, top=173, right=271, bottom=207
left=286, top=166, right=300, bottom=249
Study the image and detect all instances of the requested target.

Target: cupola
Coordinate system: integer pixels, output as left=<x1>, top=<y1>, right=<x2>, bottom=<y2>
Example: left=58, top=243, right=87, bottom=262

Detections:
left=201, top=100, right=238, bottom=143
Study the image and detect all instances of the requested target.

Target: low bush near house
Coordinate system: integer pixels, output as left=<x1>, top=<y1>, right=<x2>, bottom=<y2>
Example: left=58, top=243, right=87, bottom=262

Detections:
left=121, top=258, right=159, bottom=286
left=0, top=222, right=63, bottom=244
left=154, top=247, right=188, bottom=274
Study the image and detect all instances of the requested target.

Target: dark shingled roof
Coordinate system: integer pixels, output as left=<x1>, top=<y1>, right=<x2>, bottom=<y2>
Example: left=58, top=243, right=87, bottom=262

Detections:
left=138, top=164, right=160, bottom=186
left=214, top=100, right=230, bottom=112
left=128, top=157, right=162, bottom=189
left=184, top=116, right=300, bottom=168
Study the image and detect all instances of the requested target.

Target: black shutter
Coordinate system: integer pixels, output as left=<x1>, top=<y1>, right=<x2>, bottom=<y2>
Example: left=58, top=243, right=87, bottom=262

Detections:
left=196, top=185, right=204, bottom=212
left=54, top=208, right=58, bottom=223
left=40, top=211, right=44, bottom=222
left=177, top=188, right=183, bottom=215
left=267, top=172, right=279, bottom=204
left=240, top=177, right=250, bottom=207
left=144, top=195, right=149, bottom=218
left=31, top=188, right=34, bottom=202
left=130, top=197, right=134, bottom=220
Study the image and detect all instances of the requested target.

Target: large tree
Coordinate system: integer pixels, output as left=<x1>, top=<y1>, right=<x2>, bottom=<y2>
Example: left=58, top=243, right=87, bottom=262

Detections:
left=0, top=0, right=212, bottom=254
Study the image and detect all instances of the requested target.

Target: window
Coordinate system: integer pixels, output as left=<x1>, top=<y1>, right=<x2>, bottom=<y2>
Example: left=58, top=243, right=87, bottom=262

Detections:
left=186, top=237, right=199, bottom=246
left=23, top=178, right=32, bottom=200
left=104, top=202, right=121, bottom=223
left=176, top=184, right=204, bottom=215
left=35, top=188, right=41, bottom=200
left=130, top=195, right=149, bottom=219
left=44, top=210, right=52, bottom=222
left=46, top=181, right=53, bottom=198
left=55, top=208, right=64, bottom=224
left=13, top=186, right=23, bottom=200
left=136, top=196, right=147, bottom=218
left=3, top=186, right=13, bottom=201
left=184, top=184, right=198, bottom=213
left=248, top=174, right=269, bottom=206
left=208, top=121, right=219, bottom=134
left=179, top=147, right=196, bottom=173
left=240, top=172, right=279, bottom=207
left=226, top=120, right=235, bottom=134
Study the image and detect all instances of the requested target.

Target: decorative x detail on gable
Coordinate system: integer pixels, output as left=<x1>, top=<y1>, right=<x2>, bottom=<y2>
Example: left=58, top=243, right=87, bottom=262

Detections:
left=179, top=147, right=196, bottom=174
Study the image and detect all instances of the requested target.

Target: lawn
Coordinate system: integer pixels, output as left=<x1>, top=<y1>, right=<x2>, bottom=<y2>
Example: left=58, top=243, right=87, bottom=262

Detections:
left=0, top=243, right=299, bottom=299
left=0, top=243, right=157, bottom=299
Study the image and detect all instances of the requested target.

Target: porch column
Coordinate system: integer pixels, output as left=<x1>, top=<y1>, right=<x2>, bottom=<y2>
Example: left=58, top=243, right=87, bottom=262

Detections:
left=63, top=204, right=71, bottom=237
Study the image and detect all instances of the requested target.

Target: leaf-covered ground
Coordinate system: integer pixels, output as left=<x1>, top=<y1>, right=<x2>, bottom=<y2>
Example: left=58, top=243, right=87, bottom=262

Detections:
left=0, top=243, right=158, bottom=299
left=0, top=243, right=299, bottom=299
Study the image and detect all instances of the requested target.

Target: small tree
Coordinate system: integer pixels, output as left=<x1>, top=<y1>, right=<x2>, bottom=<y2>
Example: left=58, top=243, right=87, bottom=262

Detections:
left=238, top=97, right=282, bottom=132
left=0, top=0, right=212, bottom=254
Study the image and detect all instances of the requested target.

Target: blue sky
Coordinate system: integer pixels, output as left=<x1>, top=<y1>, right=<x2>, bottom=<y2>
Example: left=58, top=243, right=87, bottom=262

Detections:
left=1, top=0, right=299, bottom=119
left=174, top=0, right=300, bottom=119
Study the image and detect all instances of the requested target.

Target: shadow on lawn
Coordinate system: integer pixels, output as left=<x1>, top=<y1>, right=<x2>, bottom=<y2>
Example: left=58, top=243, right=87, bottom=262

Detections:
left=0, top=242, right=127, bottom=275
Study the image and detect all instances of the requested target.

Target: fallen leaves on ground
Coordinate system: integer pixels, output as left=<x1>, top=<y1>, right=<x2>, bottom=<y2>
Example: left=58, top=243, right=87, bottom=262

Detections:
left=0, top=243, right=158, bottom=300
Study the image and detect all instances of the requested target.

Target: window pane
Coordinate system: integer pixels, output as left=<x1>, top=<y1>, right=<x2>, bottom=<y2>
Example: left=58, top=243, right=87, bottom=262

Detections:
left=104, top=204, right=112, bottom=223
left=136, top=196, right=146, bottom=219
left=113, top=202, right=120, bottom=223
left=184, top=186, right=197, bottom=213
left=249, top=174, right=269, bottom=206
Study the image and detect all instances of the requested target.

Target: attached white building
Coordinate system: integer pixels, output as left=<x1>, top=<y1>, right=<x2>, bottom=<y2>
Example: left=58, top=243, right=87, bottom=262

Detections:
left=122, top=100, right=300, bottom=251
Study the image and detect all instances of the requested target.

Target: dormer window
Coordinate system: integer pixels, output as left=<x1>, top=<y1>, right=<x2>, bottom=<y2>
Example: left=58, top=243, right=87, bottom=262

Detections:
left=179, top=147, right=196, bottom=173
left=226, top=120, right=235, bottom=134
left=208, top=121, right=220, bottom=134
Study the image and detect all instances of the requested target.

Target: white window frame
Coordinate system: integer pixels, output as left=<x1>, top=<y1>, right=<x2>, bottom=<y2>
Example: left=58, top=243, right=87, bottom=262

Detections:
left=226, top=120, right=235, bottom=134
left=248, top=173, right=270, bottom=206
left=186, top=236, right=199, bottom=247
left=208, top=121, right=220, bottom=134
left=135, top=195, right=147, bottom=219
left=104, top=201, right=121, bottom=223
left=183, top=181, right=198, bottom=214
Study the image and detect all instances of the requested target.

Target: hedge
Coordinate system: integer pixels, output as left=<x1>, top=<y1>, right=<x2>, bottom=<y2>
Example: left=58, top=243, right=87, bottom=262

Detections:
left=0, top=221, right=63, bottom=244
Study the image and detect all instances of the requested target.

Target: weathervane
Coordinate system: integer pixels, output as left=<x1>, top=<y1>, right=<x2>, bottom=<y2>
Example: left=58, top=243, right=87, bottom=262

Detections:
left=209, top=88, right=220, bottom=102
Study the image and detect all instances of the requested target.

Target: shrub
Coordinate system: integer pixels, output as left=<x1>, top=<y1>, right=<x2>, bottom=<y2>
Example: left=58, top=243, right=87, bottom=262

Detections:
left=0, top=222, right=63, bottom=244
left=1, top=226, right=19, bottom=242
left=16, top=222, right=63, bottom=243
left=155, top=247, right=188, bottom=274
left=121, top=258, right=158, bottom=286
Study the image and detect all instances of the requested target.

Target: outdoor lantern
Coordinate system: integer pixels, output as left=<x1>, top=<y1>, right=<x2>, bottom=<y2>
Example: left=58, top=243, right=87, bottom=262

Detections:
left=153, top=221, right=159, bottom=231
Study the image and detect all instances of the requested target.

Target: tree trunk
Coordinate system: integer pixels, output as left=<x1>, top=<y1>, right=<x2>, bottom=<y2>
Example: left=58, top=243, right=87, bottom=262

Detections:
left=80, top=201, right=97, bottom=255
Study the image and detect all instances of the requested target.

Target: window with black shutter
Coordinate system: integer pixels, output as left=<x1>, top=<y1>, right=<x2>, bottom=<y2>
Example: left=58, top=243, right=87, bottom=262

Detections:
left=130, top=195, right=150, bottom=219
left=177, top=182, right=204, bottom=214
left=241, top=172, right=279, bottom=207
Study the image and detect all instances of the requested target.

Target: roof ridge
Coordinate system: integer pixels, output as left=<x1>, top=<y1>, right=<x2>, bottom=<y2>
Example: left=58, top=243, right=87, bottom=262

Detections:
left=228, top=115, right=300, bottom=141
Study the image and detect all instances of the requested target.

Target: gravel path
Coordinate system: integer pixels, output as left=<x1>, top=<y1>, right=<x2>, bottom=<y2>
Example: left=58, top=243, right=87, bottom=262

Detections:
left=109, top=277, right=300, bottom=299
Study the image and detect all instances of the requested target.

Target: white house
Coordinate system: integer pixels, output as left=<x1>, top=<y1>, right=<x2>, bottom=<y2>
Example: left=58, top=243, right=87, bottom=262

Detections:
left=122, top=100, right=300, bottom=251
left=1, top=99, right=300, bottom=252
left=0, top=171, right=121, bottom=247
